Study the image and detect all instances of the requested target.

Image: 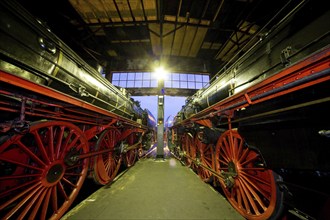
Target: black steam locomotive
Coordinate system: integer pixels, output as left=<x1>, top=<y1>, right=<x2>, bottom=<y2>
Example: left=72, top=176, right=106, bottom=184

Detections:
left=172, top=0, right=330, bottom=219
left=0, top=0, right=155, bottom=219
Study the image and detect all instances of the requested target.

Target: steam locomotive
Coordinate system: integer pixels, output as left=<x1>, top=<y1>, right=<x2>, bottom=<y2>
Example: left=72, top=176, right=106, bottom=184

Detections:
left=171, top=0, right=330, bottom=219
left=0, top=0, right=155, bottom=219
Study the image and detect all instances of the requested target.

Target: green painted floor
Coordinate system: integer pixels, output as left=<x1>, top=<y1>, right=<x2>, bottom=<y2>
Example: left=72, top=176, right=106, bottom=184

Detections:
left=62, top=158, right=244, bottom=220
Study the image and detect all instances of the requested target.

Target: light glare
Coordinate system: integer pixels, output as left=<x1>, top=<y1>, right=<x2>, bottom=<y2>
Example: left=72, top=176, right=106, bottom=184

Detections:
left=154, top=66, right=168, bottom=80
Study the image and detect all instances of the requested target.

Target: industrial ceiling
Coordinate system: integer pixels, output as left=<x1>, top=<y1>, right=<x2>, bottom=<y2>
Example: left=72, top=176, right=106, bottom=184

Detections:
left=15, top=0, right=305, bottom=78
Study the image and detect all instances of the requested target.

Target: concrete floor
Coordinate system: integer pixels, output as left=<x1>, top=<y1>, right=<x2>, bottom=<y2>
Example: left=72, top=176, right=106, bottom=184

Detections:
left=62, top=158, right=244, bottom=220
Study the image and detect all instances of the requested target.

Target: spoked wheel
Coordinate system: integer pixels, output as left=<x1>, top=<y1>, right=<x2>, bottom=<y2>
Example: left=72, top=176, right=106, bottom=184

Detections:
left=0, top=121, right=89, bottom=220
left=93, top=128, right=122, bottom=185
left=125, top=149, right=137, bottom=167
left=181, top=133, right=196, bottom=168
left=124, top=133, right=138, bottom=167
left=195, top=133, right=214, bottom=182
left=215, top=130, right=283, bottom=220
left=169, top=129, right=181, bottom=159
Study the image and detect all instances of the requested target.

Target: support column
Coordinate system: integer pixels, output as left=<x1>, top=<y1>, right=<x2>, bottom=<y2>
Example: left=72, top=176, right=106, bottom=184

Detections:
left=156, top=80, right=164, bottom=159
left=156, top=0, right=165, bottom=159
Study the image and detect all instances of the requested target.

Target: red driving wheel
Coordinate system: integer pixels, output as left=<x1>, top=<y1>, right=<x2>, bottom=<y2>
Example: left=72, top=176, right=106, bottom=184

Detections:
left=0, top=121, right=89, bottom=220
left=93, top=128, right=122, bottom=185
left=181, top=133, right=196, bottom=168
left=124, top=133, right=138, bottom=167
left=215, top=130, right=283, bottom=220
left=195, top=134, right=214, bottom=182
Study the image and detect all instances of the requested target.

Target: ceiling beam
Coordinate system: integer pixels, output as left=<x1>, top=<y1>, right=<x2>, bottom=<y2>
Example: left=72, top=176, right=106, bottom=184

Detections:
left=212, top=0, right=225, bottom=23
left=83, top=19, right=234, bottom=30
left=158, top=0, right=164, bottom=59
left=187, top=0, right=211, bottom=56
left=127, top=0, right=136, bottom=22
left=170, top=0, right=182, bottom=55
left=113, top=0, right=124, bottom=22
left=125, top=88, right=197, bottom=96
left=140, top=0, right=148, bottom=21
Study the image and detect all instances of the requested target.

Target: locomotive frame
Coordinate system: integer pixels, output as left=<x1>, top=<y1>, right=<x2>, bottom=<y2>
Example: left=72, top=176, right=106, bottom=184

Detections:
left=170, top=1, right=330, bottom=219
left=0, top=0, right=155, bottom=219
left=171, top=46, right=330, bottom=219
left=0, top=70, right=153, bottom=219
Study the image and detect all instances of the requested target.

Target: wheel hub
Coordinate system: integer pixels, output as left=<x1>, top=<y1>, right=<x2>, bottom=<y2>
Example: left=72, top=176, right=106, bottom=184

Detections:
left=228, top=161, right=237, bottom=175
left=46, top=164, right=64, bottom=183
left=224, top=161, right=237, bottom=188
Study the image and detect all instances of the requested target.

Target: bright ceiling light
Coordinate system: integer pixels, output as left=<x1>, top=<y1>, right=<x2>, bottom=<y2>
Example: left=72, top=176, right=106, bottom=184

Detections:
left=153, top=66, right=168, bottom=80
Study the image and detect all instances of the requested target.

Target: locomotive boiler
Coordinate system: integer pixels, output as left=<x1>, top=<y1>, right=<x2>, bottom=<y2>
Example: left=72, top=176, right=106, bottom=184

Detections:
left=0, top=0, right=155, bottom=219
left=171, top=0, right=330, bottom=219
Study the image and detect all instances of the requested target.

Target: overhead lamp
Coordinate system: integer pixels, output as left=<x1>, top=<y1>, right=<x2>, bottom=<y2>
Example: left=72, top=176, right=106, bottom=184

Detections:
left=153, top=66, right=168, bottom=81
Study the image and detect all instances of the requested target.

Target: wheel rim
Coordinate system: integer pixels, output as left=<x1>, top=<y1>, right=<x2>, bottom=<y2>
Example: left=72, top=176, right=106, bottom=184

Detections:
left=125, top=149, right=137, bottom=167
left=215, top=130, right=279, bottom=220
left=181, top=133, right=196, bottom=168
left=195, top=133, right=213, bottom=182
left=125, top=134, right=137, bottom=167
left=0, top=121, right=89, bottom=220
left=93, top=129, right=122, bottom=185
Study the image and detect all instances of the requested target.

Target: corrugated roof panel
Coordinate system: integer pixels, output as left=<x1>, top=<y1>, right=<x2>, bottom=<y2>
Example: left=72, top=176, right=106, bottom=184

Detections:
left=162, top=23, right=175, bottom=56
left=149, top=23, right=160, bottom=55
left=143, top=0, right=157, bottom=20
left=180, top=26, right=196, bottom=57
left=171, top=26, right=185, bottom=56
left=189, top=27, right=207, bottom=57
left=215, top=20, right=259, bottom=61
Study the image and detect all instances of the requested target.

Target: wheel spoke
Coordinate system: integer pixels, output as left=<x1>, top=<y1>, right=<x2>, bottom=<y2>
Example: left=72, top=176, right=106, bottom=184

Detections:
left=223, top=137, right=232, bottom=159
left=238, top=148, right=249, bottom=164
left=219, top=146, right=230, bottom=162
left=0, top=179, right=39, bottom=199
left=240, top=170, right=271, bottom=186
left=0, top=173, right=40, bottom=180
left=18, top=187, right=45, bottom=219
left=236, top=186, right=242, bottom=209
left=29, top=187, right=49, bottom=219
left=62, top=177, right=78, bottom=188
left=228, top=131, right=235, bottom=159
left=237, top=180, right=251, bottom=213
left=232, top=134, right=238, bottom=160
left=41, top=187, right=52, bottom=219
left=217, top=157, right=229, bottom=165
left=0, top=182, right=40, bottom=211
left=59, top=131, right=74, bottom=159
left=32, top=130, right=51, bottom=164
left=236, top=139, right=243, bottom=161
left=203, top=157, right=213, bottom=168
left=58, top=181, right=68, bottom=201
left=51, top=185, right=59, bottom=212
left=17, top=141, right=45, bottom=167
left=240, top=174, right=270, bottom=203
left=55, top=126, right=65, bottom=160
left=239, top=178, right=263, bottom=214
left=0, top=156, right=44, bottom=171
left=194, top=134, right=213, bottom=181
left=66, top=135, right=80, bottom=151
left=59, top=130, right=73, bottom=157
left=240, top=153, right=259, bottom=166
left=3, top=184, right=42, bottom=219
left=48, top=126, right=55, bottom=162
